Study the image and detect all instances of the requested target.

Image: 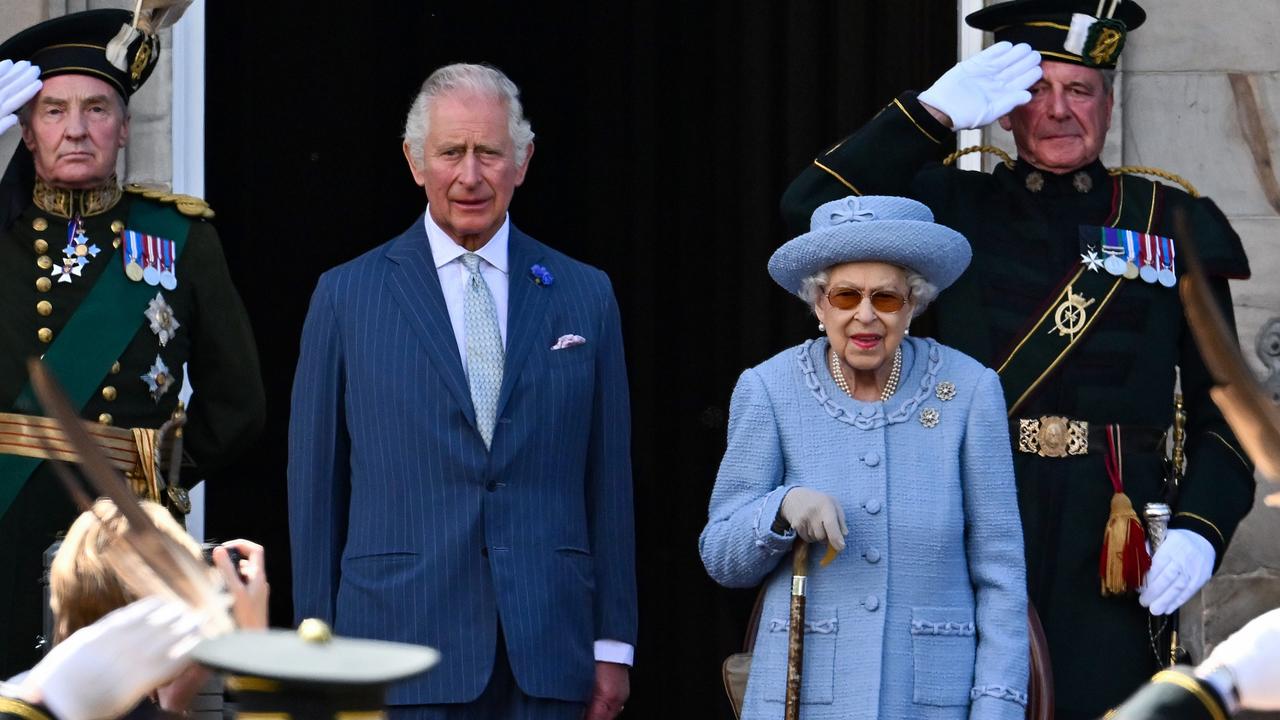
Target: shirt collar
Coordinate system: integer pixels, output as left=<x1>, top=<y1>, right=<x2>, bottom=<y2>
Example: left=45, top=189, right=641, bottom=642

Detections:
left=423, top=208, right=510, bottom=274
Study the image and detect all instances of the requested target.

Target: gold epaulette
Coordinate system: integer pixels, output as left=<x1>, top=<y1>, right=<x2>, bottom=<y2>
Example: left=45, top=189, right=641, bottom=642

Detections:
left=1108, top=166, right=1201, bottom=198
left=123, top=183, right=216, bottom=219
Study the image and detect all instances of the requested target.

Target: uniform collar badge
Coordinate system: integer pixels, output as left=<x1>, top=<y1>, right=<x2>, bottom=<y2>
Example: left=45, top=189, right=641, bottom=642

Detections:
left=145, top=292, right=181, bottom=347
left=141, top=354, right=173, bottom=401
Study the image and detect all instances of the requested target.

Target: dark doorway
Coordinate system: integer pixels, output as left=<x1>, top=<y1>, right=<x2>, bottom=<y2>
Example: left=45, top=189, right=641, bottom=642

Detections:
left=205, top=3, right=955, bottom=716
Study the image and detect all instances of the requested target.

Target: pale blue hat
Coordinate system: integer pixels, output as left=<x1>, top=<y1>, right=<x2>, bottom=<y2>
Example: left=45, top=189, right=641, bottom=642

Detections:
left=768, top=195, right=972, bottom=295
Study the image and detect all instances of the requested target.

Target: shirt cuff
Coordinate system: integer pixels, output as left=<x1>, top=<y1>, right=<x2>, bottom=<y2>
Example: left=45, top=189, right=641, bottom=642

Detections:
left=594, top=639, right=635, bottom=666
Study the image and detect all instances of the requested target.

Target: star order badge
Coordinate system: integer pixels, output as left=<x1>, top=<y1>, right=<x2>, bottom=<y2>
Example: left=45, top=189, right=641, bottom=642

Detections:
left=145, top=292, right=181, bottom=347
left=1080, top=246, right=1104, bottom=273
left=141, top=355, right=173, bottom=401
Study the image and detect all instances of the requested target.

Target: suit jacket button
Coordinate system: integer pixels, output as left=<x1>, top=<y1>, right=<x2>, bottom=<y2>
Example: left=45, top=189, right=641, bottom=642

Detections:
left=481, top=547, right=489, bottom=558
left=486, top=481, right=497, bottom=492
left=862, top=450, right=881, bottom=466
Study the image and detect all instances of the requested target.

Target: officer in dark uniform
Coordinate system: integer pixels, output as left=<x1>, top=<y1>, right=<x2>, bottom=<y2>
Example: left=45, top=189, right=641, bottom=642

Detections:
left=0, top=8, right=265, bottom=677
left=780, top=1, right=1255, bottom=717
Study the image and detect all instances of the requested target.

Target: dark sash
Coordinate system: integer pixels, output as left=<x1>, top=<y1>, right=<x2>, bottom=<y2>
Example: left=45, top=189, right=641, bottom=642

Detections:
left=0, top=199, right=191, bottom=518
left=997, top=174, right=1163, bottom=416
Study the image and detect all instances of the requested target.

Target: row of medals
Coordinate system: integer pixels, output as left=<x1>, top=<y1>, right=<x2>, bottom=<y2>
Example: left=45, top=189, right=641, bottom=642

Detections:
left=1101, top=250, right=1175, bottom=287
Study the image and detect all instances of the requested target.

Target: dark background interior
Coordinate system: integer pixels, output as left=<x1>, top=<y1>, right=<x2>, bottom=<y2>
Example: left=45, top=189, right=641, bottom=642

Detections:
left=205, top=2, right=954, bottom=716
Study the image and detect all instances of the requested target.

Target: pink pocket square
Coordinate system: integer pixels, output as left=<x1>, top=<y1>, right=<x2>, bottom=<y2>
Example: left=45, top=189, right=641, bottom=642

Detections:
left=551, top=334, right=587, bottom=350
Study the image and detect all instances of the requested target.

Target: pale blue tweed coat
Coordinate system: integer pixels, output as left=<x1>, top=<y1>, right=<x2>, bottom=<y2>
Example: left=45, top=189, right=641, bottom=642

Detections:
left=700, top=336, right=1028, bottom=720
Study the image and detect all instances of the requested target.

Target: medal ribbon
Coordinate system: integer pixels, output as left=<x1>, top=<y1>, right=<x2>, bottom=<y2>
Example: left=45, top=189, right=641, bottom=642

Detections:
left=1161, top=236, right=1175, bottom=275
left=1124, top=230, right=1139, bottom=265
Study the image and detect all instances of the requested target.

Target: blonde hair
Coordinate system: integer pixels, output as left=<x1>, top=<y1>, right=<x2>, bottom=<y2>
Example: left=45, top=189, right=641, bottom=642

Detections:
left=50, top=498, right=202, bottom=644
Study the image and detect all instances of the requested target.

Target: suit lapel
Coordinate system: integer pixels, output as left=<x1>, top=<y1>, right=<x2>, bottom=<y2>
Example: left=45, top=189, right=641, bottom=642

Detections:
left=496, top=227, right=549, bottom=419
left=384, top=215, right=477, bottom=430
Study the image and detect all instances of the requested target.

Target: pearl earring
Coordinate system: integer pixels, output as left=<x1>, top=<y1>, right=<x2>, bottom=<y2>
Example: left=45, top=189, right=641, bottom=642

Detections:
left=818, top=323, right=826, bottom=332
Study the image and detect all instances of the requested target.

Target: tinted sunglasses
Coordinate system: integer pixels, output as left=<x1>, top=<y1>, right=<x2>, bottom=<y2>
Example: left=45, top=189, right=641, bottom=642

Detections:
left=824, top=287, right=909, bottom=313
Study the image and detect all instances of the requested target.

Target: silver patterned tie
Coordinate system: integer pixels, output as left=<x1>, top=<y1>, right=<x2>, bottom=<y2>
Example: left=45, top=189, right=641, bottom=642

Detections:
left=460, top=252, right=504, bottom=448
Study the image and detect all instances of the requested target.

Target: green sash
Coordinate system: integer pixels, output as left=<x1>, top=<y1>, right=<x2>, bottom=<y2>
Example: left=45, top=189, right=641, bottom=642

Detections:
left=998, top=174, right=1163, bottom=416
left=0, top=199, right=191, bottom=519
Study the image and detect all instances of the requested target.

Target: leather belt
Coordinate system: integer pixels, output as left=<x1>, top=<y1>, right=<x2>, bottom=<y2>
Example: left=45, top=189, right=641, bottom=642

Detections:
left=1015, top=416, right=1164, bottom=458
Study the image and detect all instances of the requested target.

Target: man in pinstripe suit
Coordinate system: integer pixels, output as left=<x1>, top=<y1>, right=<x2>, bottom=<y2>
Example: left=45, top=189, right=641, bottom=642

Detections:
left=288, top=63, right=637, bottom=720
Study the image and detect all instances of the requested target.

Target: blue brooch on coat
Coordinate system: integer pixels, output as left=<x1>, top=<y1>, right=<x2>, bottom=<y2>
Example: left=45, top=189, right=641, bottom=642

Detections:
left=530, top=264, right=554, bottom=287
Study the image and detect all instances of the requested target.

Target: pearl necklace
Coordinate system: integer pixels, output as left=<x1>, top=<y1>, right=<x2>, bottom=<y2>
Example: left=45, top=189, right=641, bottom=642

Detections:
left=829, top=346, right=902, bottom=402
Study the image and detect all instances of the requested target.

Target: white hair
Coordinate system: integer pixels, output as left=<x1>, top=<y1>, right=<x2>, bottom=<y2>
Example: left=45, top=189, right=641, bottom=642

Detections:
left=798, top=266, right=938, bottom=319
left=402, top=63, right=534, bottom=165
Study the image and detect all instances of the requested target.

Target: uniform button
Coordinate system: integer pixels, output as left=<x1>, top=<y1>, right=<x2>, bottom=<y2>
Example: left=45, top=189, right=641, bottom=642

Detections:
left=112, top=237, right=121, bottom=249
left=102, top=386, right=117, bottom=402
left=37, top=328, right=53, bottom=343
left=36, top=255, right=52, bottom=270
left=110, top=361, right=121, bottom=374
left=97, top=413, right=113, bottom=426
left=863, top=450, right=881, bottom=467
left=33, top=239, right=48, bottom=254
left=36, top=300, right=52, bottom=317
left=864, top=498, right=882, bottom=515
left=864, top=548, right=881, bottom=564
left=864, top=594, right=880, bottom=611
left=110, top=220, right=124, bottom=234
left=858, top=405, right=876, bottom=418
left=32, top=217, right=48, bottom=232
left=36, top=277, right=52, bottom=292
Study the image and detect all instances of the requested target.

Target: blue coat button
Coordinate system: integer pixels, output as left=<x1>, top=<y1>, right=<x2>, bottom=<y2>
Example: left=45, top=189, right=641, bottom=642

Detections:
left=864, top=498, right=882, bottom=514
left=858, top=405, right=876, bottom=418
left=863, top=450, right=881, bottom=466
left=865, top=594, right=880, bottom=611
left=865, top=548, right=881, bottom=563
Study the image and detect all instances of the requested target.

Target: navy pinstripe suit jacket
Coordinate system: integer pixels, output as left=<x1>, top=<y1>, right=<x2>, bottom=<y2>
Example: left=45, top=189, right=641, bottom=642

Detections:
left=287, top=216, right=637, bottom=705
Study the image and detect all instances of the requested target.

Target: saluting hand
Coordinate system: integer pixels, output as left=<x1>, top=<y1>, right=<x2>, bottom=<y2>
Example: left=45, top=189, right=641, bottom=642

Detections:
left=918, top=41, right=1042, bottom=130
left=779, top=487, right=848, bottom=553
left=0, top=59, right=42, bottom=135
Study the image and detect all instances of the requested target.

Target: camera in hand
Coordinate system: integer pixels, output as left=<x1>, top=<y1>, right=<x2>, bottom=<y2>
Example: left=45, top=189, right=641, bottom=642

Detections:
left=201, top=542, right=246, bottom=581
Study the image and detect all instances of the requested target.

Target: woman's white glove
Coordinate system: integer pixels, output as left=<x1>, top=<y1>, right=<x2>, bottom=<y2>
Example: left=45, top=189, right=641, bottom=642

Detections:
left=779, top=487, right=847, bottom=552
left=917, top=41, right=1042, bottom=130
left=20, top=596, right=205, bottom=720
left=0, top=60, right=42, bottom=135
left=1201, top=607, right=1280, bottom=711
left=1139, top=529, right=1215, bottom=615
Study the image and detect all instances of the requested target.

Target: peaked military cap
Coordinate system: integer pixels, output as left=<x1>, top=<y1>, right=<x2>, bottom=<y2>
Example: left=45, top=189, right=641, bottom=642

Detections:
left=192, top=619, right=440, bottom=718
left=0, top=9, right=161, bottom=100
left=967, top=0, right=1147, bottom=69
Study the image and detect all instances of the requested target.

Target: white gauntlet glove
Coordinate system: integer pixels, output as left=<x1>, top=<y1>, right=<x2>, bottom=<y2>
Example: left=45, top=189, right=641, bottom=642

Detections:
left=1200, top=607, right=1280, bottom=711
left=20, top=596, right=205, bottom=720
left=918, top=41, right=1042, bottom=130
left=779, top=487, right=847, bottom=552
left=1139, top=529, right=1215, bottom=616
left=0, top=60, right=42, bottom=136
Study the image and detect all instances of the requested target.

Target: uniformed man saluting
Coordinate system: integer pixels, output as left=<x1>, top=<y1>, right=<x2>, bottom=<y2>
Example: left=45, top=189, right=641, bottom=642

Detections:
left=0, top=7, right=264, bottom=677
left=781, top=1, right=1254, bottom=717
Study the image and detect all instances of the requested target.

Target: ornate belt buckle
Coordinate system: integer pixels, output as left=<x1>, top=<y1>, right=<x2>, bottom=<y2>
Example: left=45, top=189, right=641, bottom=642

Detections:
left=1017, top=416, right=1089, bottom=457
left=1036, top=416, right=1072, bottom=457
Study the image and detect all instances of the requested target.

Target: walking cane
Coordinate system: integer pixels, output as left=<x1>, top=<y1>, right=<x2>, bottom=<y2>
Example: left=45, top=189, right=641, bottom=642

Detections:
left=784, top=541, right=810, bottom=720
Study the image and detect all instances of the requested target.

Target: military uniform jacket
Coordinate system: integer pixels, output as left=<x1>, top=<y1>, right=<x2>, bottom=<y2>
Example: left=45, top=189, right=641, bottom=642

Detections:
left=0, top=188, right=265, bottom=677
left=780, top=92, right=1255, bottom=719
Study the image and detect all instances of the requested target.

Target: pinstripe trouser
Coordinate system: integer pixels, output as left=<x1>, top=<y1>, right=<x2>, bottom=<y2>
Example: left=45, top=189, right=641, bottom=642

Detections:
left=388, top=624, right=586, bottom=720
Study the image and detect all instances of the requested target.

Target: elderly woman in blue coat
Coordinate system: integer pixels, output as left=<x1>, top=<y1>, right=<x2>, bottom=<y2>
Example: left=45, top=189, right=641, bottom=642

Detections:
left=700, top=196, right=1028, bottom=720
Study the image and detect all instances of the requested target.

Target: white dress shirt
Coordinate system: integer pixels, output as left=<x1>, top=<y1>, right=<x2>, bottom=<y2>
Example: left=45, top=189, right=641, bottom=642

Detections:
left=421, top=209, right=635, bottom=667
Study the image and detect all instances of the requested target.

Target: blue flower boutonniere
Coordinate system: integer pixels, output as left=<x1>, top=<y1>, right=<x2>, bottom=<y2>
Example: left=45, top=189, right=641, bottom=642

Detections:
left=530, top=264, right=554, bottom=287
